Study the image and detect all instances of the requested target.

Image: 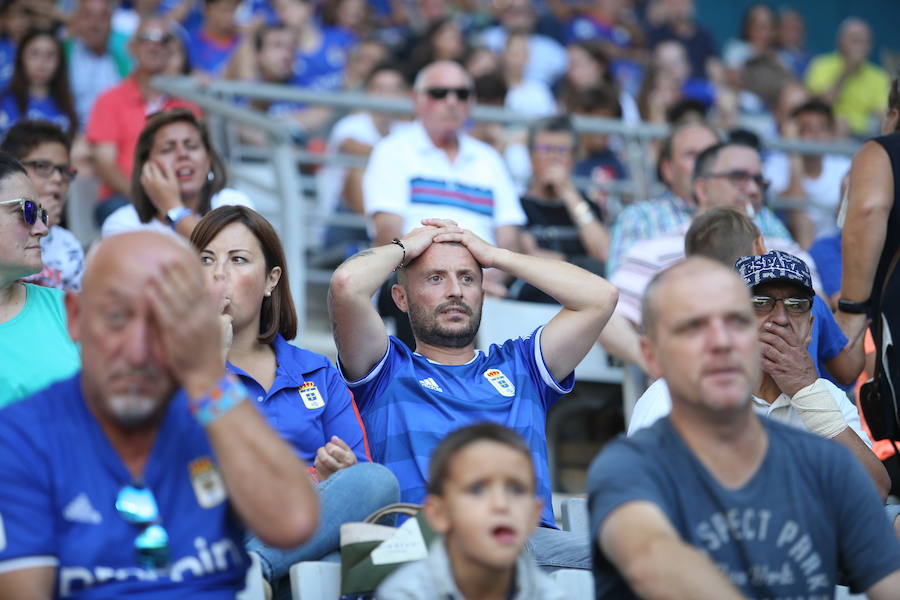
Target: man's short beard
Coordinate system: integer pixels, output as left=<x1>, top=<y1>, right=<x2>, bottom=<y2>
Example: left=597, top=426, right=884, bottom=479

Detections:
left=107, top=392, right=161, bottom=429
left=407, top=300, right=482, bottom=349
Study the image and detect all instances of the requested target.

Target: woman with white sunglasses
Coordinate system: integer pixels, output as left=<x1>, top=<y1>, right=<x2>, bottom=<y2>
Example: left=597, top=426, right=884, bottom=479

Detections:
left=0, top=151, right=79, bottom=407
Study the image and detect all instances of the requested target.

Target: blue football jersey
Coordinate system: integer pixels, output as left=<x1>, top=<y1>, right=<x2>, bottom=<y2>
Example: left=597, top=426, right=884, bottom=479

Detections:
left=341, top=326, right=573, bottom=528
left=0, top=374, right=250, bottom=598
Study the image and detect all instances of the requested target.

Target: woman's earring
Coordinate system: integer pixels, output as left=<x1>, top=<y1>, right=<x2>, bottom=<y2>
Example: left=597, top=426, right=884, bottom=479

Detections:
left=265, top=291, right=271, bottom=297
left=207, top=171, right=214, bottom=182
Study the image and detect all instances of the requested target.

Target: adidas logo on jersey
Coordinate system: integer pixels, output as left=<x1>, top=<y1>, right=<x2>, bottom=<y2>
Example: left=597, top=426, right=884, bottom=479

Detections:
left=63, top=493, right=102, bottom=524
left=419, top=377, right=443, bottom=392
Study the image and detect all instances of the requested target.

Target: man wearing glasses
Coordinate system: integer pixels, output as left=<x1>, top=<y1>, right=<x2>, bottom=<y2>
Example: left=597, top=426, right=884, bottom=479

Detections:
left=627, top=247, right=888, bottom=495
left=587, top=257, right=900, bottom=599
left=363, top=60, right=524, bottom=288
left=610, top=142, right=821, bottom=336
left=86, top=17, right=200, bottom=227
left=0, top=231, right=318, bottom=598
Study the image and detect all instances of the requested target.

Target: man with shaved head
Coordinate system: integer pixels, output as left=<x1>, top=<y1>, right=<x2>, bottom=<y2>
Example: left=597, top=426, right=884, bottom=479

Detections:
left=588, top=258, right=900, bottom=599
left=330, top=218, right=618, bottom=569
left=0, top=231, right=317, bottom=598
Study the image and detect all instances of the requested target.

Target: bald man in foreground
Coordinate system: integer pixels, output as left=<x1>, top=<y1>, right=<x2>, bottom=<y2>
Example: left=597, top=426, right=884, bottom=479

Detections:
left=587, top=258, right=900, bottom=599
left=0, top=232, right=317, bottom=599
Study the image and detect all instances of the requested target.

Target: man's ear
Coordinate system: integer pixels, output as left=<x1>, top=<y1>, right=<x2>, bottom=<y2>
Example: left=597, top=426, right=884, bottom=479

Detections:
left=391, top=283, right=409, bottom=314
left=660, top=158, right=673, bottom=187
left=753, top=235, right=767, bottom=255
left=640, top=335, right=664, bottom=381
left=692, top=178, right=705, bottom=208
left=64, top=290, right=81, bottom=342
left=423, top=494, right=451, bottom=534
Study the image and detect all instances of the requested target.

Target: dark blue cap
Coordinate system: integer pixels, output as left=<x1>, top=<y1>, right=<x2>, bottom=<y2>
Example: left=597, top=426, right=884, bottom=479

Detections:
left=733, top=250, right=815, bottom=296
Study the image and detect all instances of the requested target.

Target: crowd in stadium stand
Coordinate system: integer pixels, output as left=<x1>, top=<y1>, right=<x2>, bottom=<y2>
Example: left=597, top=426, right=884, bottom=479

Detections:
left=1, top=0, right=900, bottom=599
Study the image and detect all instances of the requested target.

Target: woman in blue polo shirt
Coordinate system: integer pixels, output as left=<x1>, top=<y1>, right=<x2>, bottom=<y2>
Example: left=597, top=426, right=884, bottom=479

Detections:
left=191, top=205, right=399, bottom=596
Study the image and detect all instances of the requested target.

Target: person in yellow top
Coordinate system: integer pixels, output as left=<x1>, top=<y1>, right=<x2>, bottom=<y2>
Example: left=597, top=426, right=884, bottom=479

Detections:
left=806, top=17, right=889, bottom=137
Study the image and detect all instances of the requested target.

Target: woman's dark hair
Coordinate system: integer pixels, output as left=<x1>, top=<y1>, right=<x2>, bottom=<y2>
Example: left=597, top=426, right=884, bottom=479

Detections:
left=559, top=41, right=617, bottom=113
left=131, top=109, right=226, bottom=223
left=0, top=119, right=71, bottom=158
left=8, top=29, right=78, bottom=135
left=740, top=3, right=776, bottom=43
left=404, top=17, right=465, bottom=84
left=0, top=151, right=28, bottom=182
left=190, top=205, right=297, bottom=344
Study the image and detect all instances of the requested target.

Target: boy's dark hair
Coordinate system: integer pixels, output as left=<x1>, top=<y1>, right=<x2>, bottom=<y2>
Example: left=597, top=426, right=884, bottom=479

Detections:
left=364, top=60, right=403, bottom=89
left=527, top=114, right=576, bottom=152
left=473, top=72, right=506, bottom=105
left=568, top=85, right=622, bottom=118
left=0, top=119, right=71, bottom=159
left=427, top=424, right=534, bottom=495
left=666, top=98, right=708, bottom=125
left=790, top=98, right=835, bottom=128
left=685, top=207, right=761, bottom=266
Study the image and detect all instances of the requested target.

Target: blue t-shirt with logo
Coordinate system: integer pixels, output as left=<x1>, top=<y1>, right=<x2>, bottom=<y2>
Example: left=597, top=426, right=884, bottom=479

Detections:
left=0, top=374, right=250, bottom=598
left=588, top=417, right=900, bottom=598
left=340, top=326, right=573, bottom=528
left=291, top=26, right=356, bottom=91
left=227, top=334, right=370, bottom=464
left=0, top=92, right=71, bottom=137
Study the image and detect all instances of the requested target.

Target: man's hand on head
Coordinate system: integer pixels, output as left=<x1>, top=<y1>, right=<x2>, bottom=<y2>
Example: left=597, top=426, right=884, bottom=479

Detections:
left=432, top=227, right=503, bottom=269
left=759, top=321, right=818, bottom=397
left=399, top=219, right=462, bottom=263
left=146, top=258, right=225, bottom=398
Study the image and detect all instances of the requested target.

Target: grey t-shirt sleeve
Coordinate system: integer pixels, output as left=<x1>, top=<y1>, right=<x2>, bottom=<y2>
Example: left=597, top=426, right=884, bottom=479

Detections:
left=829, top=443, right=900, bottom=592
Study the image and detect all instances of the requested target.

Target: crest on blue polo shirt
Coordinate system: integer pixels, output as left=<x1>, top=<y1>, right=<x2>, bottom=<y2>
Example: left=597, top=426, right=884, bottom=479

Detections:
left=189, top=457, right=227, bottom=509
left=483, top=369, right=516, bottom=397
left=298, top=381, right=325, bottom=409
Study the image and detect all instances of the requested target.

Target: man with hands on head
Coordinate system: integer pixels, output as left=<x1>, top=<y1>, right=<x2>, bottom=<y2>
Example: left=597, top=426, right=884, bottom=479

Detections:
left=329, top=217, right=618, bottom=569
left=0, top=231, right=317, bottom=599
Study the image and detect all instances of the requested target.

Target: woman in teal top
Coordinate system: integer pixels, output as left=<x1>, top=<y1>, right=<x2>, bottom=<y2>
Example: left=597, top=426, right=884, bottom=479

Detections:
left=0, top=152, right=79, bottom=407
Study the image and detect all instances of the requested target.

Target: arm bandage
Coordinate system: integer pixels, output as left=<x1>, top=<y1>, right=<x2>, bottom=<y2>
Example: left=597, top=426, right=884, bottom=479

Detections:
left=790, top=379, right=847, bottom=439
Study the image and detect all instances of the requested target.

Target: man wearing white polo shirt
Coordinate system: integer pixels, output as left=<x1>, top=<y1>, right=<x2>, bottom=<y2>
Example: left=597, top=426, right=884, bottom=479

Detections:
left=363, top=60, right=524, bottom=255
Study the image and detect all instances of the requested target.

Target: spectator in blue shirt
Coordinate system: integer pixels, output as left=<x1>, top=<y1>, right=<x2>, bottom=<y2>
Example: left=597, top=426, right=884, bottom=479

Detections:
left=186, top=0, right=241, bottom=76
left=0, top=28, right=77, bottom=138
left=191, top=205, right=400, bottom=597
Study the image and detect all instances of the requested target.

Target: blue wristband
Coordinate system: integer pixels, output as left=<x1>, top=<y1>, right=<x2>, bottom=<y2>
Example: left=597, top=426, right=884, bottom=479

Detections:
left=190, top=373, right=246, bottom=427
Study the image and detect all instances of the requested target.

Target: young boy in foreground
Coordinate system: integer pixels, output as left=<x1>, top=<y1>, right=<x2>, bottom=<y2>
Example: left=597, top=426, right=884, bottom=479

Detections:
left=376, top=424, right=564, bottom=599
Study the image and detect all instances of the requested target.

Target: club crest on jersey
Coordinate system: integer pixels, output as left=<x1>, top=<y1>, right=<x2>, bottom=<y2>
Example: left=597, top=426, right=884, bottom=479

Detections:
left=189, top=457, right=227, bottom=509
left=298, top=381, right=325, bottom=409
left=483, top=369, right=516, bottom=397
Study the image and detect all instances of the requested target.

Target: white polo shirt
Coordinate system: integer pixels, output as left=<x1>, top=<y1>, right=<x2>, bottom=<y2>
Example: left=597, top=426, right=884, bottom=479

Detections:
left=363, top=121, right=525, bottom=244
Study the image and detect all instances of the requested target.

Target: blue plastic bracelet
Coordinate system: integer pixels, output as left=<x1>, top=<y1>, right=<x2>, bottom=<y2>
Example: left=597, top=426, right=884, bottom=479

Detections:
left=190, top=373, right=247, bottom=427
